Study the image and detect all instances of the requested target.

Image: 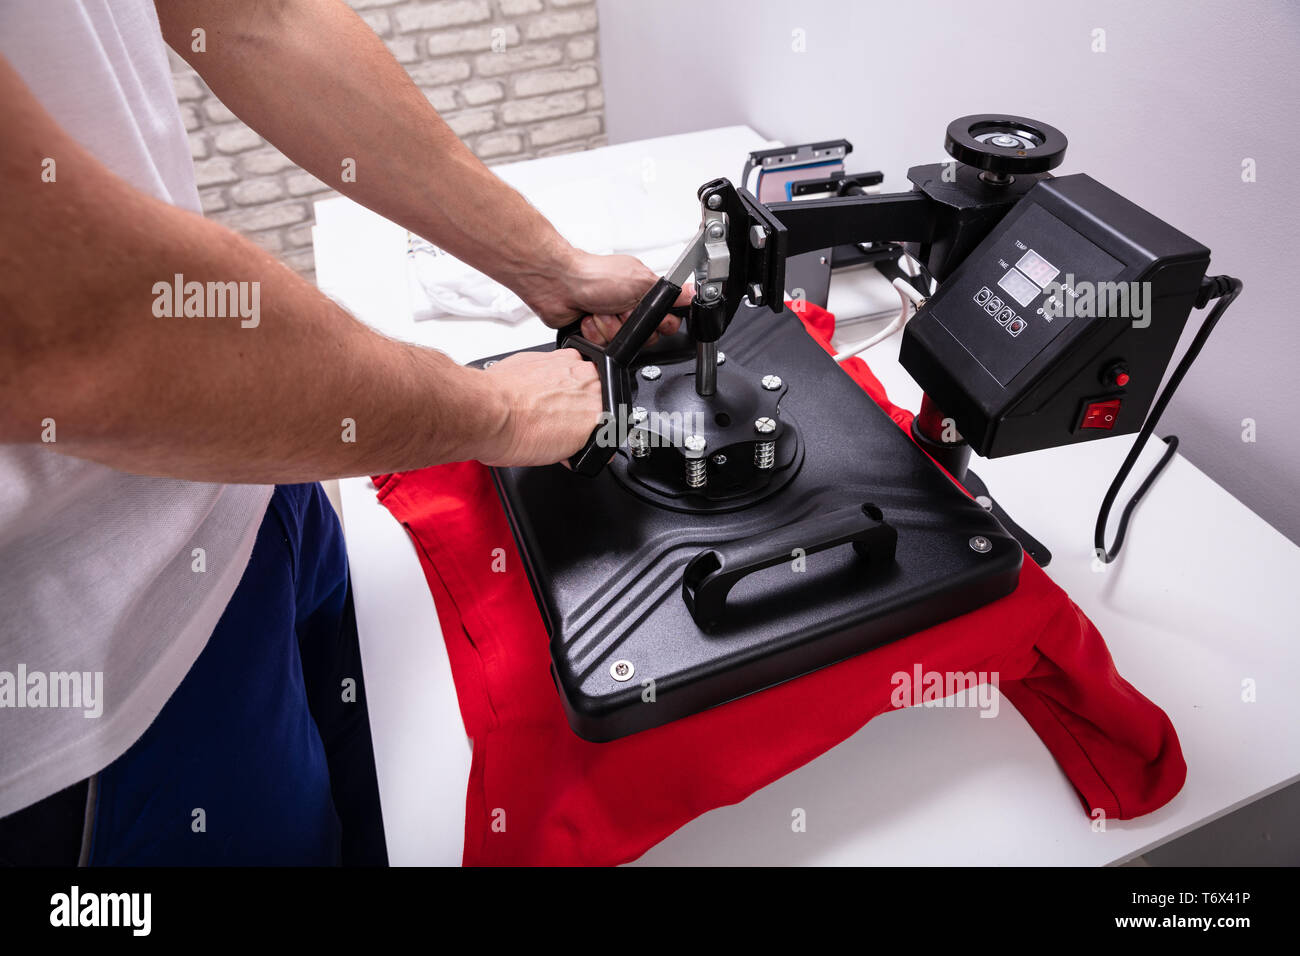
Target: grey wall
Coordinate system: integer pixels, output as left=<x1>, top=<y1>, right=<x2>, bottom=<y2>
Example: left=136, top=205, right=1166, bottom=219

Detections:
left=597, top=0, right=1300, bottom=543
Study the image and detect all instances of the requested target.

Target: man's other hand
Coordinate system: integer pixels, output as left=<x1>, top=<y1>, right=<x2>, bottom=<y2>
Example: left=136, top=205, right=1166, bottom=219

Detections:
left=476, top=349, right=604, bottom=467
left=528, top=250, right=692, bottom=346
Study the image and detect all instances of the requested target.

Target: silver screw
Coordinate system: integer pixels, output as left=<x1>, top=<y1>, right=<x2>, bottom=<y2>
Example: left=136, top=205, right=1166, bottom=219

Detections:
left=706, top=221, right=725, bottom=240
left=684, top=434, right=707, bottom=453
left=761, top=374, right=783, bottom=391
left=969, top=535, right=992, bottom=553
left=706, top=194, right=722, bottom=209
left=640, top=365, right=661, bottom=381
left=701, top=284, right=721, bottom=301
left=716, top=351, right=726, bottom=365
left=749, top=225, right=767, bottom=249
left=754, top=417, right=776, bottom=435
left=748, top=283, right=764, bottom=304
left=711, top=453, right=728, bottom=466
left=610, top=659, right=635, bottom=681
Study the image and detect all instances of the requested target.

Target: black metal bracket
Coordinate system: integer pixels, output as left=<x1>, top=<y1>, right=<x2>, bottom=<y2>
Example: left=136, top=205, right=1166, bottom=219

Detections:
left=768, top=190, right=935, bottom=257
left=961, top=469, right=1053, bottom=567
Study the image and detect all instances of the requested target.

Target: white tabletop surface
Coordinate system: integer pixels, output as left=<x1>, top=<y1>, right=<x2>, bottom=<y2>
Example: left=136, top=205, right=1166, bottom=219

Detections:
left=314, top=126, right=1300, bottom=866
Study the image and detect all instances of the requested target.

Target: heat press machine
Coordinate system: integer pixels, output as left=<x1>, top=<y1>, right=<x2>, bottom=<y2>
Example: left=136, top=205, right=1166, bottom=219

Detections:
left=474, top=114, right=1241, bottom=742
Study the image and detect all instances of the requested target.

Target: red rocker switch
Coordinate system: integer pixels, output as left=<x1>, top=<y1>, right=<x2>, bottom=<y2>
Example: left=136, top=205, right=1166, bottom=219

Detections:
left=1080, top=398, right=1122, bottom=430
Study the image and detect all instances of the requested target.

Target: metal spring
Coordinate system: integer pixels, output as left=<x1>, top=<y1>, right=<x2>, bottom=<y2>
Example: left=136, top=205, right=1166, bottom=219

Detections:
left=685, top=456, right=708, bottom=488
left=754, top=440, right=776, bottom=470
left=629, top=407, right=651, bottom=458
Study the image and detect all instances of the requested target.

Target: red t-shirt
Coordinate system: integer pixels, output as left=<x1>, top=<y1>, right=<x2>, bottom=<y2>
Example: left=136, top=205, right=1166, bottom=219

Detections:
left=374, top=303, right=1185, bottom=865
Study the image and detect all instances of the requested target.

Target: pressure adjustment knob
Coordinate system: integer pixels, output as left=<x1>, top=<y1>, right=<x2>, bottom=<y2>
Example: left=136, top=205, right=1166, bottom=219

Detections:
left=944, top=114, right=1068, bottom=179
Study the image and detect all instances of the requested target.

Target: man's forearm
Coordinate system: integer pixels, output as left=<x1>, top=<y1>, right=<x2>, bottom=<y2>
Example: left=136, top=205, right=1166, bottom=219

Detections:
left=0, top=57, right=510, bottom=483
left=158, top=0, right=578, bottom=310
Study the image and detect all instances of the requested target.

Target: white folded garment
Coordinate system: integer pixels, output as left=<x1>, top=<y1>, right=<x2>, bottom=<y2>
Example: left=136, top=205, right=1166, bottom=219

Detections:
left=409, top=239, right=535, bottom=323
left=409, top=171, right=697, bottom=323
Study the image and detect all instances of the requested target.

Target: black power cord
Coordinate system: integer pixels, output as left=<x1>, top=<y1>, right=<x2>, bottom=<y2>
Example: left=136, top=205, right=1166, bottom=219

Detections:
left=1094, top=274, right=1243, bottom=563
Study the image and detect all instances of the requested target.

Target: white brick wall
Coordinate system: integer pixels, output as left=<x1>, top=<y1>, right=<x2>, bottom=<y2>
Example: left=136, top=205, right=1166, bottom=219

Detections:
left=173, top=0, right=605, bottom=280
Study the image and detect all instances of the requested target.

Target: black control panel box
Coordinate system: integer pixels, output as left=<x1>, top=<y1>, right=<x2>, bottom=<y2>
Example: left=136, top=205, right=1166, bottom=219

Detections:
left=900, top=174, right=1210, bottom=457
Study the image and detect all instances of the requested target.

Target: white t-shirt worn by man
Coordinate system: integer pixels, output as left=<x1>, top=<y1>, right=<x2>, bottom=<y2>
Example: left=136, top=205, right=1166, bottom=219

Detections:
left=0, top=0, right=273, bottom=818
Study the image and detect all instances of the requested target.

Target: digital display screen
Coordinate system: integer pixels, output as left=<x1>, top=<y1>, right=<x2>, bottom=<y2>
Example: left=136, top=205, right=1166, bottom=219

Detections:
left=997, top=267, right=1040, bottom=307
left=1016, top=248, right=1060, bottom=288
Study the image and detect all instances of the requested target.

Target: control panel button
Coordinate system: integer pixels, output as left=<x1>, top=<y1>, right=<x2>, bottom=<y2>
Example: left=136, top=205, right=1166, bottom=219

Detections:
left=973, top=286, right=992, bottom=305
left=984, top=295, right=1003, bottom=316
left=1102, top=362, right=1131, bottom=388
left=996, top=306, right=1015, bottom=326
left=1080, top=398, right=1121, bottom=430
left=1006, top=317, right=1026, bottom=336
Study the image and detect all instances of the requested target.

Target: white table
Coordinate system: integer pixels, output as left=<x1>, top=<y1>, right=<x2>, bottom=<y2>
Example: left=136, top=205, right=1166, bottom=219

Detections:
left=313, top=126, right=1300, bottom=866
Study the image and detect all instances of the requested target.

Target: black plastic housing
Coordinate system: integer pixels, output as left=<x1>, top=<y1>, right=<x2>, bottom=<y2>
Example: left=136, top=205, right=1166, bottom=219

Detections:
left=899, top=174, right=1210, bottom=457
left=479, top=307, right=1022, bottom=741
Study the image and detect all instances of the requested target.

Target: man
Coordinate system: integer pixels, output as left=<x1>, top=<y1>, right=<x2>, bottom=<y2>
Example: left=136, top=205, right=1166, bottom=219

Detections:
left=0, top=0, right=681, bottom=864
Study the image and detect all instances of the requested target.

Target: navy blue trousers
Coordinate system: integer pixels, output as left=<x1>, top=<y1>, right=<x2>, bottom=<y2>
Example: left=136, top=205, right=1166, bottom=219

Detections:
left=0, top=483, right=387, bottom=866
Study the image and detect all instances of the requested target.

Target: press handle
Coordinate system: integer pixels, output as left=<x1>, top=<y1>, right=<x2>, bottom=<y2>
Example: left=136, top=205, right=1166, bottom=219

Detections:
left=681, top=503, right=897, bottom=631
left=556, top=277, right=683, bottom=354
left=606, top=276, right=684, bottom=363
left=560, top=277, right=684, bottom=476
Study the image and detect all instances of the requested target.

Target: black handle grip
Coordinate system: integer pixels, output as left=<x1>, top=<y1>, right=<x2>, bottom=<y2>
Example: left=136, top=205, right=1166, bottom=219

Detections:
left=555, top=318, right=584, bottom=348
left=560, top=276, right=684, bottom=477
left=560, top=336, right=627, bottom=476
left=605, top=276, right=683, bottom=363
left=555, top=277, right=686, bottom=352
left=681, top=503, right=897, bottom=631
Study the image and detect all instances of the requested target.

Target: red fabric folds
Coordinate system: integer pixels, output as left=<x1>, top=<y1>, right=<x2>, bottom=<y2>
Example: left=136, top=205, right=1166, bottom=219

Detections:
left=373, top=302, right=1185, bottom=865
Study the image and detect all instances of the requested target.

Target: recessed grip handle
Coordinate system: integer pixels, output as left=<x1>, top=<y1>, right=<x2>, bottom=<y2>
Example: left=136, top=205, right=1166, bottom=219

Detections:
left=681, top=503, right=897, bottom=631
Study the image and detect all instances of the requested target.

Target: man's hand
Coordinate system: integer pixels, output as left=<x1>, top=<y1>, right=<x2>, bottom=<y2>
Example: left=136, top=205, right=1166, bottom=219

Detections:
left=524, top=249, right=692, bottom=346
left=475, top=349, right=603, bottom=467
